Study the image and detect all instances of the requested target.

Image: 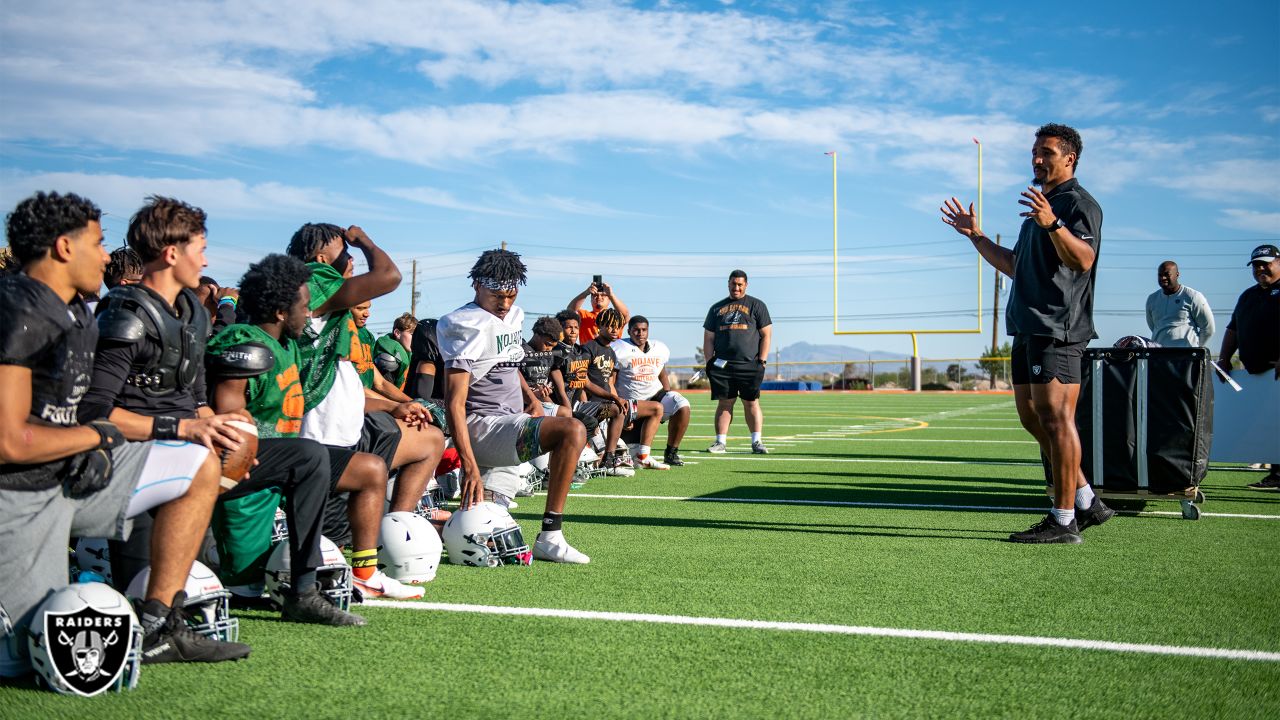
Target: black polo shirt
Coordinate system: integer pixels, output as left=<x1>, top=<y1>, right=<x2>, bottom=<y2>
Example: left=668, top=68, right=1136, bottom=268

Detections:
left=1005, top=177, right=1103, bottom=343
left=1227, top=283, right=1280, bottom=374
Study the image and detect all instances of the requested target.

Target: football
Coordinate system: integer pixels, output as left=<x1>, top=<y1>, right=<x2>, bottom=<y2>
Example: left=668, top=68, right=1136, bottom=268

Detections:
left=218, top=420, right=259, bottom=492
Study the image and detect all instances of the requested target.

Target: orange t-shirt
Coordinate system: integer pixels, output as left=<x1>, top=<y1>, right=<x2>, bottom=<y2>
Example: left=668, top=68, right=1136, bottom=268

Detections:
left=577, top=308, right=599, bottom=344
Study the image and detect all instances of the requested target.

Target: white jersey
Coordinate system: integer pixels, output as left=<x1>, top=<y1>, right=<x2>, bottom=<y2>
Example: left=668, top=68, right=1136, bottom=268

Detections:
left=612, top=338, right=670, bottom=400
left=437, top=303, right=526, bottom=416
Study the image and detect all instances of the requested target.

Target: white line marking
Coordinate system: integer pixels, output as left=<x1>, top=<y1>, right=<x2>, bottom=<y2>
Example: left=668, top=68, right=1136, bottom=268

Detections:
left=363, top=600, right=1280, bottom=662
left=699, top=454, right=1041, bottom=466
left=563, top=493, right=1280, bottom=520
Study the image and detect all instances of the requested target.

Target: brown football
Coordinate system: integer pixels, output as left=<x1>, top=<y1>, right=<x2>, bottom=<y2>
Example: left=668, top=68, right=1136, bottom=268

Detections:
left=219, top=420, right=259, bottom=492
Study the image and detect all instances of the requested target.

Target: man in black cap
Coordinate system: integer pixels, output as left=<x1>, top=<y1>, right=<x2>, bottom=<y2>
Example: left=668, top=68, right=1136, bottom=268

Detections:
left=1218, top=244, right=1280, bottom=489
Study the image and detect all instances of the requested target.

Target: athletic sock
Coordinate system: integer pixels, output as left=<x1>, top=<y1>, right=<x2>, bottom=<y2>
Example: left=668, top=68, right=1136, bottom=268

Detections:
left=350, top=548, right=378, bottom=581
left=1052, top=508, right=1075, bottom=526
left=637, top=445, right=651, bottom=460
left=139, top=599, right=170, bottom=635
left=1075, top=484, right=1096, bottom=510
left=294, top=570, right=318, bottom=594
left=750, top=432, right=761, bottom=443
left=715, top=434, right=726, bottom=445
left=541, top=511, right=563, bottom=532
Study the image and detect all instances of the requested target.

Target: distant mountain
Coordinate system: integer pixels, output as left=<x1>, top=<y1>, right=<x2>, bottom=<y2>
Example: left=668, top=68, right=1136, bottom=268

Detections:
left=670, top=341, right=963, bottom=374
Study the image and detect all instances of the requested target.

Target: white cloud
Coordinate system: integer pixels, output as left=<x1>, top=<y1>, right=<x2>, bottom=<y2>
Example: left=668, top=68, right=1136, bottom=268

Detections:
left=378, top=186, right=529, bottom=217
left=1218, top=208, right=1280, bottom=233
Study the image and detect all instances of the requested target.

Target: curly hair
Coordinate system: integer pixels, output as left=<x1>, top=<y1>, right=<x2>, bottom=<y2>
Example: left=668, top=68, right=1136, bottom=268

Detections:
left=555, top=309, right=579, bottom=327
left=468, top=248, right=527, bottom=286
left=1035, top=123, right=1083, bottom=169
left=0, top=247, right=17, bottom=275
left=126, top=196, right=206, bottom=263
left=287, top=223, right=344, bottom=262
left=531, top=316, right=563, bottom=340
left=103, top=246, right=144, bottom=288
left=5, top=191, right=102, bottom=264
left=238, top=254, right=313, bottom=325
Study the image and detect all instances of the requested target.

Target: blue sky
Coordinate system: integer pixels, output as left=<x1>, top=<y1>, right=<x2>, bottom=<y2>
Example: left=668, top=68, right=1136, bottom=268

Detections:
left=1, top=0, right=1276, bottom=363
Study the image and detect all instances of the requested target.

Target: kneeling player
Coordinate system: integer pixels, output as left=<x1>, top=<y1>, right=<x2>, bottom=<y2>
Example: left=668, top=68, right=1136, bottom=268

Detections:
left=613, top=315, right=691, bottom=466
left=439, top=250, right=589, bottom=563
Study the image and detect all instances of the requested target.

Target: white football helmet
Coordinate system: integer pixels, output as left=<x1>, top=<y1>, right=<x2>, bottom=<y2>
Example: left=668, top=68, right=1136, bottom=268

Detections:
left=125, top=561, right=239, bottom=642
left=27, top=582, right=141, bottom=697
left=72, top=537, right=112, bottom=586
left=442, top=502, right=532, bottom=567
left=271, top=507, right=289, bottom=545
left=264, top=535, right=352, bottom=610
left=380, top=512, right=443, bottom=583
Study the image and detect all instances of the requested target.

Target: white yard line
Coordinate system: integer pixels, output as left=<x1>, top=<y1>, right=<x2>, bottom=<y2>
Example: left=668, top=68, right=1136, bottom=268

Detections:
left=562, top=492, right=1280, bottom=520
left=364, top=600, right=1280, bottom=662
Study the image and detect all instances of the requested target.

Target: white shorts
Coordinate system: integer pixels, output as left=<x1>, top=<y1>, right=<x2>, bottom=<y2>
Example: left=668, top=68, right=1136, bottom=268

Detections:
left=656, top=391, right=690, bottom=423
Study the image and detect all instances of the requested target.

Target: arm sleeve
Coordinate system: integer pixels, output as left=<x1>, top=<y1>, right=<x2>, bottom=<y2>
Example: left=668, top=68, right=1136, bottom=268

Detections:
left=1192, top=291, right=1215, bottom=345
left=77, top=339, right=138, bottom=423
left=1066, top=196, right=1102, bottom=248
left=412, top=371, right=435, bottom=401
left=213, top=302, right=236, bottom=335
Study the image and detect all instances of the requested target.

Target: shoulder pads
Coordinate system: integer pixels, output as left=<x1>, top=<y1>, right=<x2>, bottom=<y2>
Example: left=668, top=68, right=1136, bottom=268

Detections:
left=207, top=342, right=274, bottom=379
left=373, top=352, right=401, bottom=375
left=95, top=290, right=149, bottom=343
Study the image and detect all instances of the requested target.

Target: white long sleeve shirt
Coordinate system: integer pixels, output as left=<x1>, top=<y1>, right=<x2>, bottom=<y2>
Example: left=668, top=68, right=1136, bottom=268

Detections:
left=1145, top=286, right=1215, bottom=348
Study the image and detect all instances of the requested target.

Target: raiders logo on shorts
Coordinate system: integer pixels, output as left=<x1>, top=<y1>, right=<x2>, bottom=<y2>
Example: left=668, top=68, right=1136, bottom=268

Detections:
left=43, top=605, right=134, bottom=696
left=1032, top=365, right=1042, bottom=376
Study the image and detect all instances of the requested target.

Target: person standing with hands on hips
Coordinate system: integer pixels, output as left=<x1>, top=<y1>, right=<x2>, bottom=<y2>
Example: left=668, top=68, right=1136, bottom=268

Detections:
left=703, top=270, right=772, bottom=455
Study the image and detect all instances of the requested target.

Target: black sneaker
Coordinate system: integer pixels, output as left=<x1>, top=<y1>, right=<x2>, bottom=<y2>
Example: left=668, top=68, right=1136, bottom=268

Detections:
left=1008, top=514, right=1082, bottom=544
left=1247, top=473, right=1280, bottom=490
left=1076, top=498, right=1115, bottom=532
left=141, top=592, right=251, bottom=664
left=282, top=585, right=367, bottom=626
left=663, top=449, right=685, bottom=467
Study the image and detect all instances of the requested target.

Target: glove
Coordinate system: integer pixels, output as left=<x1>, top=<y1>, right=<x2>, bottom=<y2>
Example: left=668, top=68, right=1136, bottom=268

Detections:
left=63, top=448, right=114, bottom=499
left=87, top=419, right=126, bottom=451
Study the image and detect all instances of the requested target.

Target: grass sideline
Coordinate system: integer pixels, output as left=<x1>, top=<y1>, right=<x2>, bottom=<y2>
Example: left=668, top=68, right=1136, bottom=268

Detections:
left=4, top=393, right=1278, bottom=719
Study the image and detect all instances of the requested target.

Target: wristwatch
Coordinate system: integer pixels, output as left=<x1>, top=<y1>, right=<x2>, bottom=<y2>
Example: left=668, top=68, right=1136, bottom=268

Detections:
left=1050, top=217, right=1066, bottom=231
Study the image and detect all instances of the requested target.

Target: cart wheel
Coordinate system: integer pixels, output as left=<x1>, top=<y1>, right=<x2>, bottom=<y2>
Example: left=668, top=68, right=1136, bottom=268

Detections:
left=1180, top=499, right=1202, bottom=520
left=1194, top=489, right=1206, bottom=504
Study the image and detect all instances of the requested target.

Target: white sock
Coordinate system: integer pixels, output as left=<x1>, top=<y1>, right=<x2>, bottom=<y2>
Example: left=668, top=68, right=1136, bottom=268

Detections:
left=1075, top=484, right=1096, bottom=510
left=1052, top=508, right=1075, bottom=526
left=715, top=434, right=726, bottom=444
left=539, top=529, right=562, bottom=541
left=750, top=432, right=762, bottom=443
left=638, top=445, right=651, bottom=459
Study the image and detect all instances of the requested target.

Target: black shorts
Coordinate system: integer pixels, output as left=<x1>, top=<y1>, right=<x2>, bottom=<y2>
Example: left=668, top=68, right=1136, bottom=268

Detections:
left=708, top=360, right=766, bottom=401
left=321, top=412, right=401, bottom=546
left=1011, top=334, right=1086, bottom=385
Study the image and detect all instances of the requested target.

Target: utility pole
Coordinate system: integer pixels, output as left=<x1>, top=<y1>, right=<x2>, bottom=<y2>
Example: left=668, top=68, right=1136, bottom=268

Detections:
left=991, top=234, right=1001, bottom=354
left=501, top=241, right=507, bottom=251
left=410, top=259, right=419, bottom=317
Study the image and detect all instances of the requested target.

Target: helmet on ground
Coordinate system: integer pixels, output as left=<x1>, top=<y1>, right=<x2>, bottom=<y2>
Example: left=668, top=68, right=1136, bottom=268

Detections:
left=72, top=537, right=112, bottom=586
left=27, top=582, right=141, bottom=697
left=442, top=502, right=532, bottom=567
left=264, top=535, right=352, bottom=610
left=125, top=561, right=238, bottom=642
left=380, top=512, right=443, bottom=583
left=271, top=507, right=289, bottom=545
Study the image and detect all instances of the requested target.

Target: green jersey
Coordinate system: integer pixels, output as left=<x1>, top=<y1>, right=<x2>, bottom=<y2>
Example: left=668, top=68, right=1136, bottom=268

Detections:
left=207, top=323, right=306, bottom=438
left=354, top=326, right=377, bottom=389
left=374, top=333, right=411, bottom=388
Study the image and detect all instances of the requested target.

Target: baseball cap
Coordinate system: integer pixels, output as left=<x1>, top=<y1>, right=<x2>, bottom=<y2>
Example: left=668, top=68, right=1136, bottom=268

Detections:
left=1248, top=244, right=1279, bottom=265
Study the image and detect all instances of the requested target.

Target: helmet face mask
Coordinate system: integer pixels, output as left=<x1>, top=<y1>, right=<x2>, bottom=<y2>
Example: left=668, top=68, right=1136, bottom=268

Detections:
left=265, top=535, right=352, bottom=610
left=125, top=561, right=239, bottom=642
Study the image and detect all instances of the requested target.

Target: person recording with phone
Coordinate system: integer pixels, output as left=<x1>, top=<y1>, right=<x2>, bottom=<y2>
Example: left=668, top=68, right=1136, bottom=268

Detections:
left=566, top=275, right=630, bottom=344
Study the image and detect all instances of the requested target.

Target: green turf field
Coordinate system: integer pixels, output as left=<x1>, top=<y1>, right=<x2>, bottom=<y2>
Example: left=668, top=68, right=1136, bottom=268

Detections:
left=6, top=392, right=1278, bottom=719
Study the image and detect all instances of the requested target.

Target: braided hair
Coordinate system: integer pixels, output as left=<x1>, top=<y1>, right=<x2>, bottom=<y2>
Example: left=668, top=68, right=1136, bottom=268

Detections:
left=468, top=249, right=527, bottom=288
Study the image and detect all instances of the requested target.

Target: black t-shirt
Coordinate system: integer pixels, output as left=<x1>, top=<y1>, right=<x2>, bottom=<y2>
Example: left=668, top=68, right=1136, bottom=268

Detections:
left=407, top=318, right=444, bottom=400
left=582, top=338, right=617, bottom=393
left=1005, top=178, right=1104, bottom=343
left=703, top=294, right=772, bottom=363
left=1227, top=283, right=1280, bottom=374
left=552, top=342, right=590, bottom=403
left=520, top=341, right=556, bottom=391
left=0, top=274, right=97, bottom=488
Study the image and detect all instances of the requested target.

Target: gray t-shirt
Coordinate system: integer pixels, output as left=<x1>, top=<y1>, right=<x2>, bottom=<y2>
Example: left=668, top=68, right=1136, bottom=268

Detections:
left=704, top=294, right=772, bottom=362
left=1145, top=286, right=1215, bottom=348
left=1005, top=177, right=1103, bottom=342
left=437, top=303, right=526, bottom=417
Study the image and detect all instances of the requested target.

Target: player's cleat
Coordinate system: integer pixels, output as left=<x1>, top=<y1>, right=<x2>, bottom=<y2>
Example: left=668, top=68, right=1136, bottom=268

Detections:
left=751, top=441, right=769, bottom=455
left=635, top=456, right=670, bottom=470
left=533, top=532, right=590, bottom=564
left=602, top=455, right=635, bottom=477
left=1008, top=515, right=1082, bottom=544
left=1076, top=498, right=1115, bottom=531
left=353, top=570, right=426, bottom=600
left=663, top=449, right=684, bottom=466
left=283, top=585, right=366, bottom=626
left=1247, top=473, right=1280, bottom=490
left=706, top=442, right=727, bottom=454
left=141, top=592, right=252, bottom=664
